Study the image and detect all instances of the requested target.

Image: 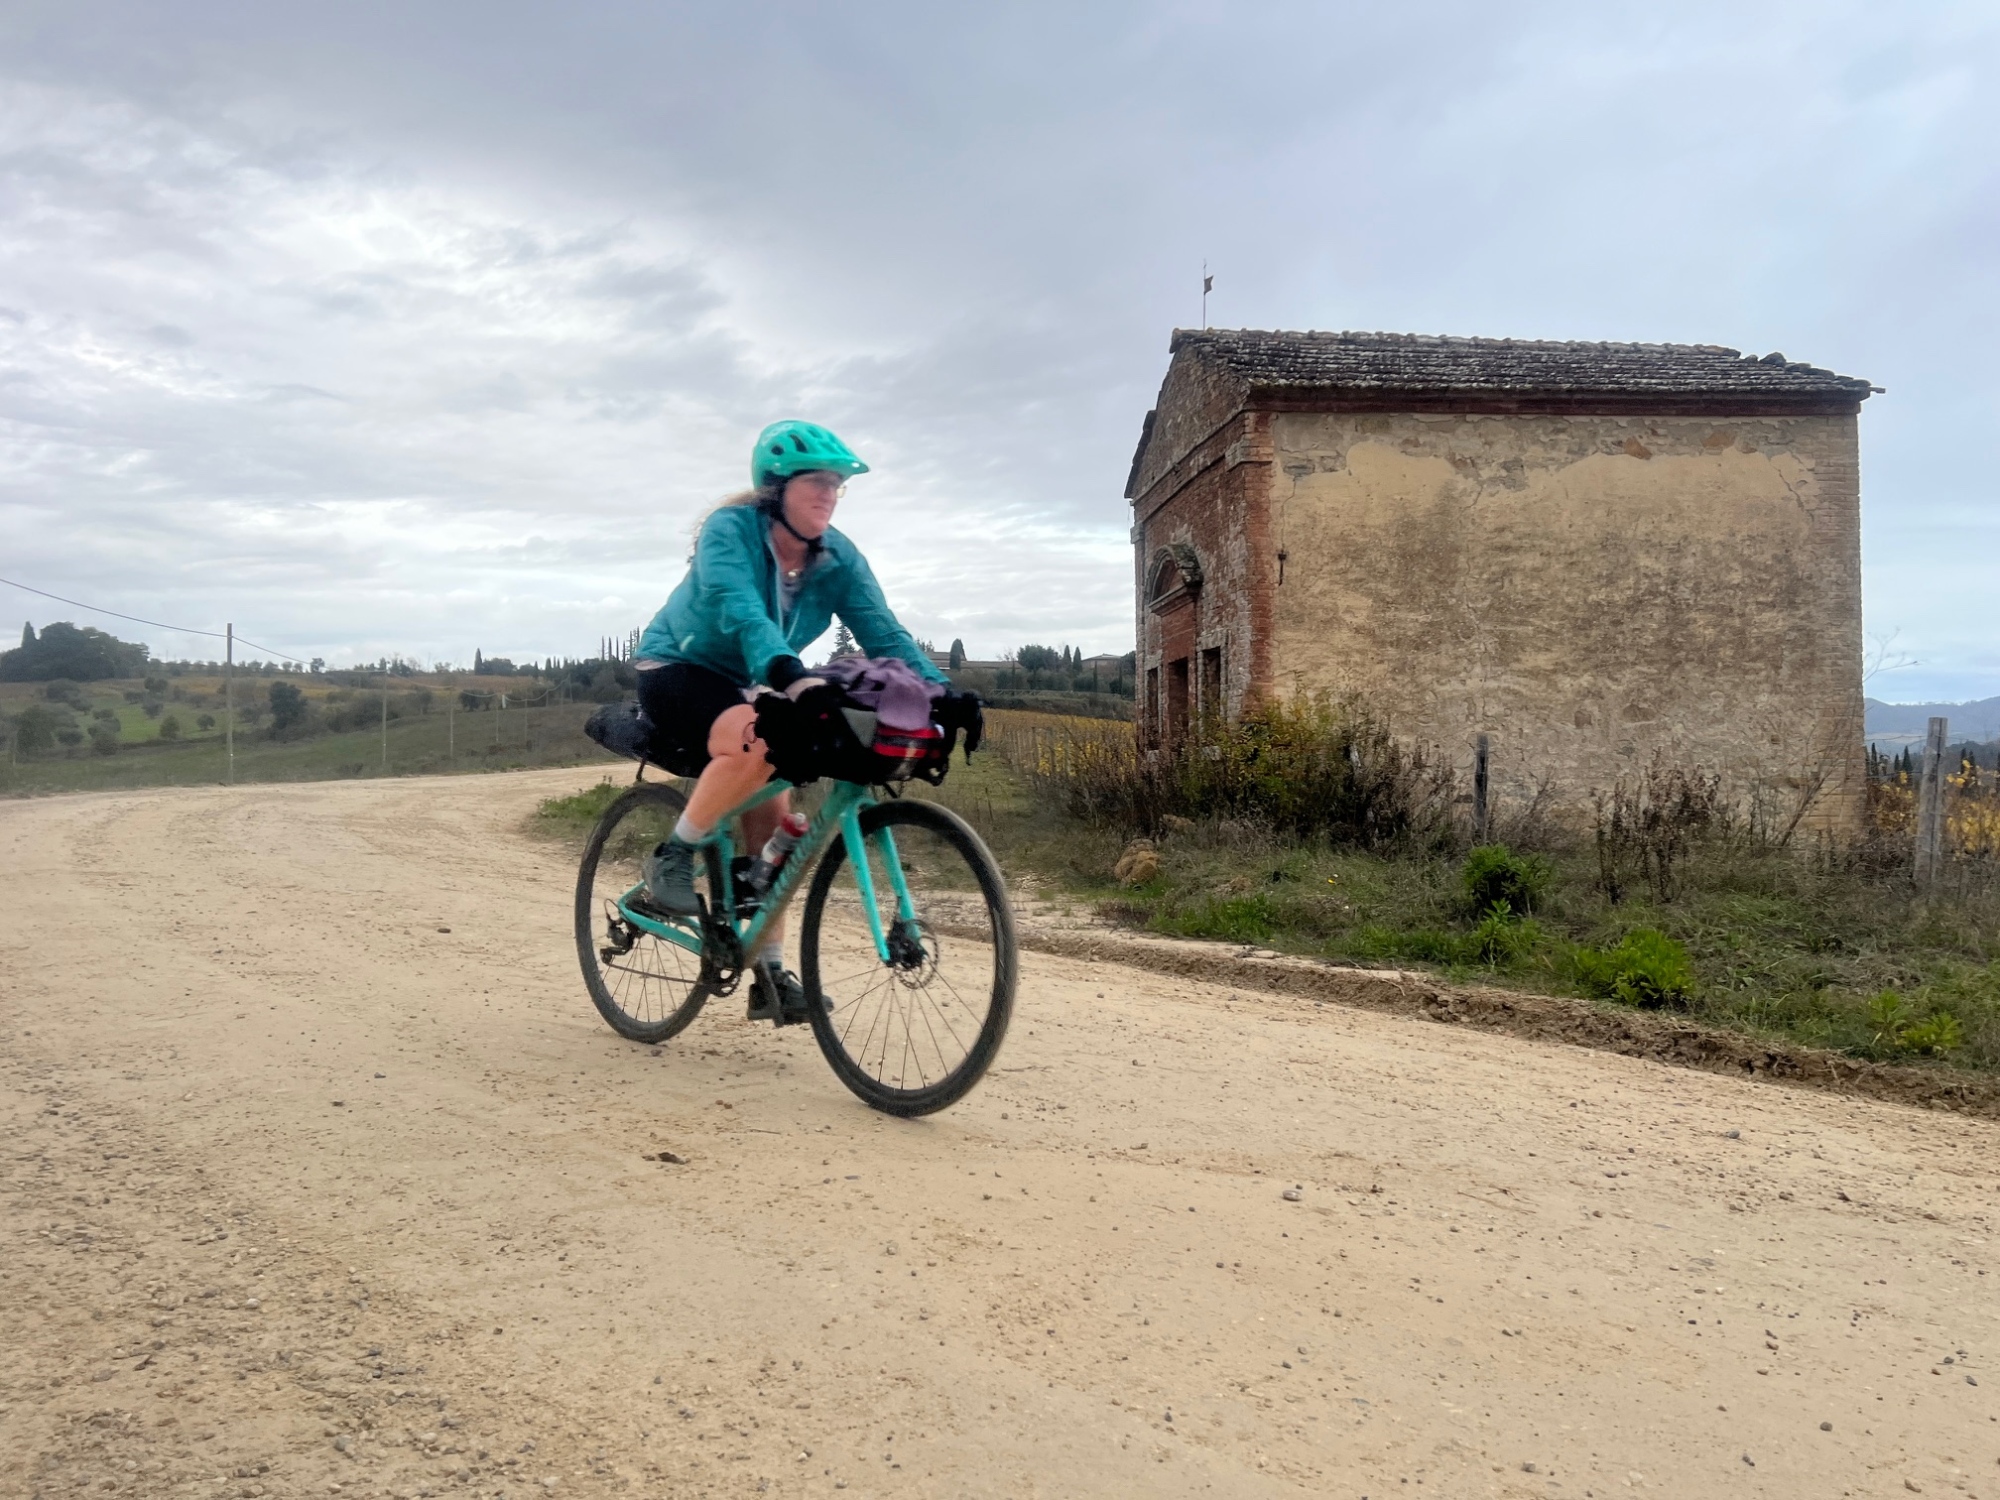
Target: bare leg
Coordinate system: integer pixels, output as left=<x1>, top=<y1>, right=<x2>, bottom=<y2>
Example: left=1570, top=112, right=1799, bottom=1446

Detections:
left=683, top=704, right=773, bottom=829
left=683, top=705, right=792, bottom=963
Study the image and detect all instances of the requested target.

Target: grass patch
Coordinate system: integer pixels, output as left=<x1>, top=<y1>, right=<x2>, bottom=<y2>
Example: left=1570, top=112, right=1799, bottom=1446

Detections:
left=533, top=777, right=627, bottom=835
left=945, top=710, right=2000, bottom=1073
left=1151, top=894, right=1280, bottom=943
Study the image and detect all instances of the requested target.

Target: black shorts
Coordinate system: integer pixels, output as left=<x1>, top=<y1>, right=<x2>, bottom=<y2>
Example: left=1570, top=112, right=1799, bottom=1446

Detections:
left=635, top=662, right=751, bottom=777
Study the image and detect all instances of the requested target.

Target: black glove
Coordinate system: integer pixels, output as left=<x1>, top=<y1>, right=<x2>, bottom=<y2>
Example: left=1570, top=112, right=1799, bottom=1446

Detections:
left=765, top=654, right=809, bottom=692
left=753, top=682, right=865, bottom=786
left=935, top=688, right=984, bottom=760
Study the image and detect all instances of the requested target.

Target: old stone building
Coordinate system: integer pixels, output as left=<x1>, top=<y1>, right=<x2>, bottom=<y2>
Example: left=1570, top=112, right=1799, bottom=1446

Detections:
left=1126, top=329, right=1878, bottom=833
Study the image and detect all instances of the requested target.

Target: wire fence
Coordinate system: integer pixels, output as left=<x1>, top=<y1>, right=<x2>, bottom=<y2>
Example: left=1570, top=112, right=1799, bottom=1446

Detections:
left=0, top=575, right=614, bottom=784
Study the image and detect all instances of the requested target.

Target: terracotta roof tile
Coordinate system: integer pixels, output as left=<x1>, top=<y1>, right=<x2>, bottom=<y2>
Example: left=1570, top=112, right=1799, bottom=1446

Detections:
left=1173, top=328, right=1877, bottom=400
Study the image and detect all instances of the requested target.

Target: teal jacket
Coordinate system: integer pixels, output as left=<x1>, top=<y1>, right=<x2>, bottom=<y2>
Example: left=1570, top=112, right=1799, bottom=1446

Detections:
left=636, top=503, right=947, bottom=689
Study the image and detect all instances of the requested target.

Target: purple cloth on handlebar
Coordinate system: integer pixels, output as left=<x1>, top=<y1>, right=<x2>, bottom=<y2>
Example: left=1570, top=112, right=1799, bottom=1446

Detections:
left=817, top=655, right=945, bottom=731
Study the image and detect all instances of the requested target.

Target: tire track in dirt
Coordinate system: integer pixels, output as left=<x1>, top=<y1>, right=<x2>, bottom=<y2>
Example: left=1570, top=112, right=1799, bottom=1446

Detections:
left=0, top=1054, right=651, bottom=1498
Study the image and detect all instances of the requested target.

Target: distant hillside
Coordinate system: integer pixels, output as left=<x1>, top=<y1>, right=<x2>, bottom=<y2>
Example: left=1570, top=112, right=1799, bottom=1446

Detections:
left=1865, top=695, right=2000, bottom=744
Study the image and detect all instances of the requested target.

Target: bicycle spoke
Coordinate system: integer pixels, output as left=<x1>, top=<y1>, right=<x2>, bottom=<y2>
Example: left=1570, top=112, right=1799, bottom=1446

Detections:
left=804, top=804, right=1011, bottom=1111
left=914, top=982, right=969, bottom=1059
left=576, top=786, right=711, bottom=1043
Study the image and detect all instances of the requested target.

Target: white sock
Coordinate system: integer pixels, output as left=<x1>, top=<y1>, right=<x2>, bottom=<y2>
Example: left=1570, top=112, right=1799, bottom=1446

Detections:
left=672, top=814, right=707, bottom=844
left=753, top=940, right=784, bottom=970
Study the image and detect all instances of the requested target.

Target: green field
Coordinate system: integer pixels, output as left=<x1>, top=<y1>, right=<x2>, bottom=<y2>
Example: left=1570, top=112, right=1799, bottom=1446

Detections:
left=0, top=674, right=616, bottom=794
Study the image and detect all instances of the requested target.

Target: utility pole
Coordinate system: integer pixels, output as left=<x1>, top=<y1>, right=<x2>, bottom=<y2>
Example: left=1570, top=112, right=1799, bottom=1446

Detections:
left=1915, top=715, right=1949, bottom=888
left=225, top=623, right=235, bottom=785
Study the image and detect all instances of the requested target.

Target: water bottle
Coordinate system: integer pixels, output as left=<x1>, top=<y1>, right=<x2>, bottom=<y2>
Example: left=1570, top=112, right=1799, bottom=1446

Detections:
left=744, top=812, right=810, bottom=893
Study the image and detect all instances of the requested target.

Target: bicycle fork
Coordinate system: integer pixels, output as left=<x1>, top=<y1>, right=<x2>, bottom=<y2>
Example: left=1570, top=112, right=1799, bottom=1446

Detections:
left=841, top=815, right=925, bottom=968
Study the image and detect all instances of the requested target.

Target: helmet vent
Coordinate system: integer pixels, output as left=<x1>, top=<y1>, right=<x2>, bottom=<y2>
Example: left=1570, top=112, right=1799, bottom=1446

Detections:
left=750, top=418, right=867, bottom=487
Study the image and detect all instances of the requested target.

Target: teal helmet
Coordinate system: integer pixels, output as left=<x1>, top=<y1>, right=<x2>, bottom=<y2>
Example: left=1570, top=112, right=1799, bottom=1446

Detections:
left=751, top=419, right=869, bottom=492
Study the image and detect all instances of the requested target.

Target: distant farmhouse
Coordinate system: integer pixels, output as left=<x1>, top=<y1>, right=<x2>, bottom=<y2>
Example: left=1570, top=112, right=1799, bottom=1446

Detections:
left=1126, top=329, right=1879, bottom=833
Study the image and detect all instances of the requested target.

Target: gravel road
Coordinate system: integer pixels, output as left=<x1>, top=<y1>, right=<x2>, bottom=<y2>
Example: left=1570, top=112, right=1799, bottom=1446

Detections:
left=2, top=769, right=1996, bottom=1499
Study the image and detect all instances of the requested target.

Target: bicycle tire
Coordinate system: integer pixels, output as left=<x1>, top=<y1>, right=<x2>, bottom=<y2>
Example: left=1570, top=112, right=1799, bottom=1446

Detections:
left=574, top=781, right=713, bottom=1043
left=800, top=799, right=1016, bottom=1116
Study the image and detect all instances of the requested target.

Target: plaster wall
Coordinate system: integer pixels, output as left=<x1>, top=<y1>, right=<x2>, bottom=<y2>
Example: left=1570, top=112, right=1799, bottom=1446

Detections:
left=1266, top=409, right=1865, bottom=833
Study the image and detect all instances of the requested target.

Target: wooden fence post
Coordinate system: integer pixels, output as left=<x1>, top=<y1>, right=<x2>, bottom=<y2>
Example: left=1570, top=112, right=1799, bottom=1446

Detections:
left=1914, top=715, right=1948, bottom=888
left=1472, top=733, right=1490, bottom=844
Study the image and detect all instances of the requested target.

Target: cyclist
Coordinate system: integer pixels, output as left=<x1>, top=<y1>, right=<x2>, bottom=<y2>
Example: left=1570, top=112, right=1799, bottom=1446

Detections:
left=631, top=419, right=948, bottom=1017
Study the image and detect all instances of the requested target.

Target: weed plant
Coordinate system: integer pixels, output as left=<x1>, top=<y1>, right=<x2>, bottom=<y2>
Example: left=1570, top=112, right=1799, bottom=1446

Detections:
left=994, top=693, right=1454, bottom=850
left=971, top=703, right=2000, bottom=1072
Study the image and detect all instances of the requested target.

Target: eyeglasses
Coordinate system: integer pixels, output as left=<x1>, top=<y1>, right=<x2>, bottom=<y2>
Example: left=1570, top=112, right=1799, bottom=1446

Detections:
left=789, top=473, right=848, bottom=496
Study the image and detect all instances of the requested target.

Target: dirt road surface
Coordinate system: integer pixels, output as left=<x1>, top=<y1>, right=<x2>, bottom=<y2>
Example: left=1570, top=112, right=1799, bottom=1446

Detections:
left=3, top=770, right=1997, bottom=1500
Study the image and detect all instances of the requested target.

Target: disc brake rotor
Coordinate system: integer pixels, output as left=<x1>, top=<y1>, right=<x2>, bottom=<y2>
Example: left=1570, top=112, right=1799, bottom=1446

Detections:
left=886, top=918, right=941, bottom=989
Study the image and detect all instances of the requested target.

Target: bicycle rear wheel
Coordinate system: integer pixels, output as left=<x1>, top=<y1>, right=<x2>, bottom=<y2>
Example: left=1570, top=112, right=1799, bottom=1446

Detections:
left=800, top=799, right=1016, bottom=1116
left=574, top=781, right=712, bottom=1043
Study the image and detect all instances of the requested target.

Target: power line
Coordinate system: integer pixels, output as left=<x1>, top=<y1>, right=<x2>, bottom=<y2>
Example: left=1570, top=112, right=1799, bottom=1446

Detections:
left=232, top=634, right=310, bottom=666
left=0, top=574, right=228, bottom=639
left=0, top=575, right=311, bottom=665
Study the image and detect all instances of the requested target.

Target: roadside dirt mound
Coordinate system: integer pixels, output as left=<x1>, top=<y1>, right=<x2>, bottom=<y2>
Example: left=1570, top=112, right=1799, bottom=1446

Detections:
left=1000, top=922, right=2000, bottom=1120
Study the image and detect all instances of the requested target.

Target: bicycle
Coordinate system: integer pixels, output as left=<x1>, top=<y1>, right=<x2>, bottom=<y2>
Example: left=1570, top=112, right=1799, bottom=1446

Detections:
left=573, top=766, right=1017, bottom=1116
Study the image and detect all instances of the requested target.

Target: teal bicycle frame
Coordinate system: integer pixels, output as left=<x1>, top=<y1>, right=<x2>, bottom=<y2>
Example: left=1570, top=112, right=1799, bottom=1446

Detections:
left=614, top=779, right=919, bottom=967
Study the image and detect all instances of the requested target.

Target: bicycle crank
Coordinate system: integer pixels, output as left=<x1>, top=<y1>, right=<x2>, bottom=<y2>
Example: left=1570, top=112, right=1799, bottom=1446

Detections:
left=697, top=899, right=745, bottom=996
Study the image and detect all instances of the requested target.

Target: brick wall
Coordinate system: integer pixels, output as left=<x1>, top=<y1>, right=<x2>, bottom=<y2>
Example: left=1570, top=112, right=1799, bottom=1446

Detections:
left=1129, top=381, right=1278, bottom=745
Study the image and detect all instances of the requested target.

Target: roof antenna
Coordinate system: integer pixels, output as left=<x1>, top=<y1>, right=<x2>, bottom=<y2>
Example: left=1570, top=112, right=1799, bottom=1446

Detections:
left=1202, top=261, right=1213, bottom=329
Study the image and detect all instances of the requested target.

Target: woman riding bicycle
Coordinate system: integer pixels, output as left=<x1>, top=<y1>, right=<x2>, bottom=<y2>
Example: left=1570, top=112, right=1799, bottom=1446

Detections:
left=631, top=419, right=947, bottom=1017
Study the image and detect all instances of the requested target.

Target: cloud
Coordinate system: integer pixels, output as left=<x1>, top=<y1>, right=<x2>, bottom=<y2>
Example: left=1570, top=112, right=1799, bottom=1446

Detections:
left=0, top=66, right=1150, bottom=665
left=0, top=3, right=1996, bottom=692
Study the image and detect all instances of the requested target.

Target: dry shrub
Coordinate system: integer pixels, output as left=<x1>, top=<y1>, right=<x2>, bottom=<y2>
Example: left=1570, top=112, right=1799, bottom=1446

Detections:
left=994, top=694, right=1453, bottom=852
left=1592, top=761, right=1724, bottom=904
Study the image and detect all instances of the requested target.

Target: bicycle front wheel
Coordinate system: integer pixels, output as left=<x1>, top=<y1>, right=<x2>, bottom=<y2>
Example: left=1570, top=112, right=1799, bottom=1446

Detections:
left=800, top=799, right=1016, bottom=1116
left=574, top=781, right=712, bottom=1044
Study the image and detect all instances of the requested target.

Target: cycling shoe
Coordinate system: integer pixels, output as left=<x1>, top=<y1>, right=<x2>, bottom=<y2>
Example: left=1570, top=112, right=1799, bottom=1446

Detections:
left=641, top=837, right=701, bottom=916
left=747, top=963, right=817, bottom=1026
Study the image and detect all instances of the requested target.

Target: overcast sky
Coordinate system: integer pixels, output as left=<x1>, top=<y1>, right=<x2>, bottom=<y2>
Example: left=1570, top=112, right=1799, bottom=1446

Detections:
left=1, top=1, right=1994, bottom=699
